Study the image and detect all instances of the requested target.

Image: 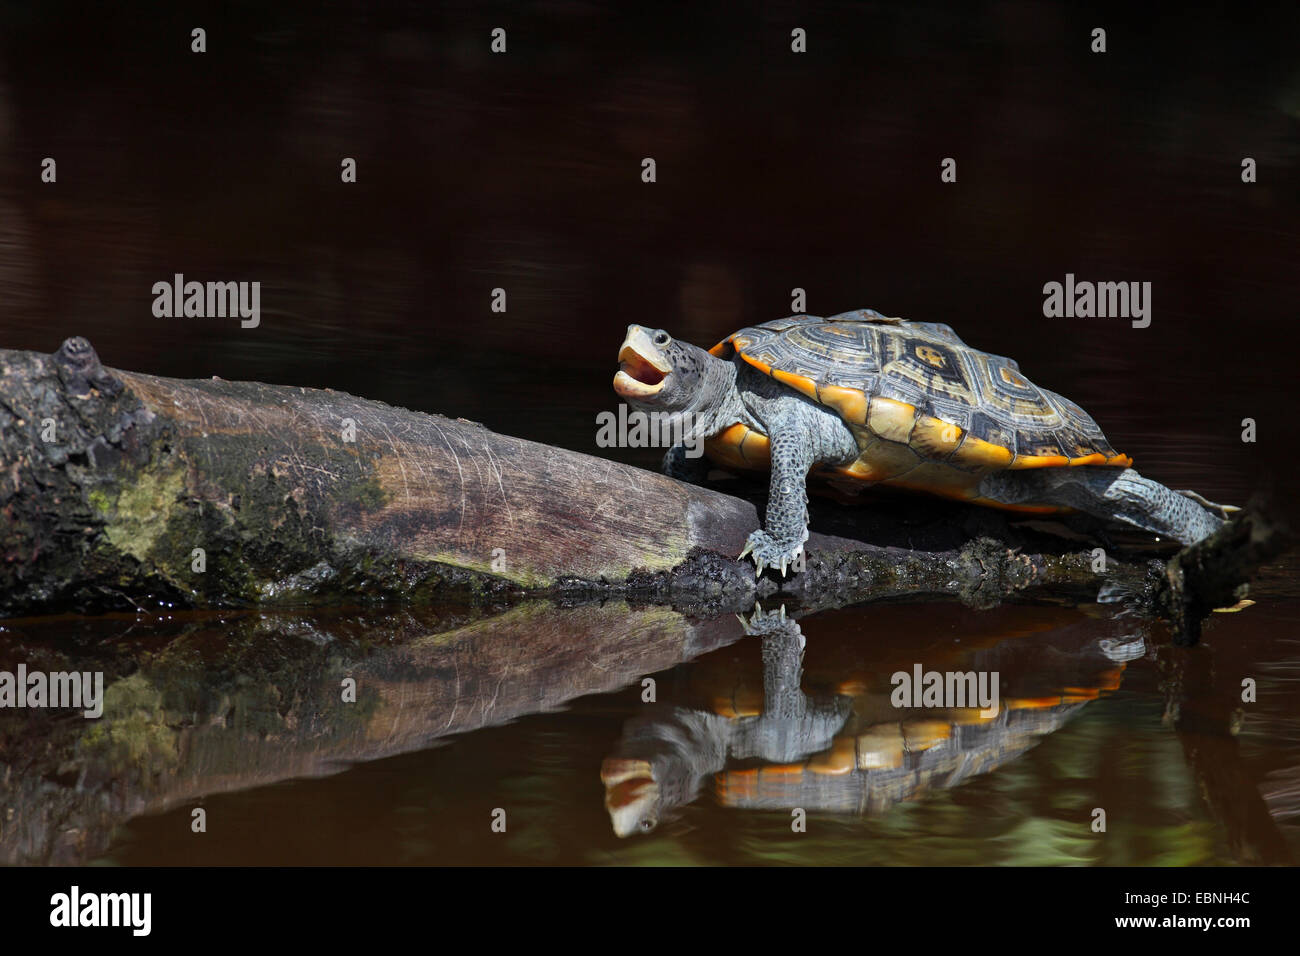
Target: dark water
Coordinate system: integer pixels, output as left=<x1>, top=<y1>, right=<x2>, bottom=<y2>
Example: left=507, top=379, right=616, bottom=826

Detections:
left=2, top=594, right=1298, bottom=866
left=1, top=2, right=1298, bottom=865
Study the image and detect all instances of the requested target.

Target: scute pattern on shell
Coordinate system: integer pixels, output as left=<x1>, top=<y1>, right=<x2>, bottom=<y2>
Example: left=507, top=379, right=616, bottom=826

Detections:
left=714, top=310, right=1130, bottom=474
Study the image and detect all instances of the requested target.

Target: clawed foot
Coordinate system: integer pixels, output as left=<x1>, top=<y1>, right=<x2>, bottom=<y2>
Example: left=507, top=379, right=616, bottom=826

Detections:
left=1175, top=489, right=1241, bottom=522
left=738, top=529, right=807, bottom=577
left=735, top=601, right=801, bottom=643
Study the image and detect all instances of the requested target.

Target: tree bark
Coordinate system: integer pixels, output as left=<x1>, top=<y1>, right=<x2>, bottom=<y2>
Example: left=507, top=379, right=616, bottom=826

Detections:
left=0, top=338, right=1286, bottom=640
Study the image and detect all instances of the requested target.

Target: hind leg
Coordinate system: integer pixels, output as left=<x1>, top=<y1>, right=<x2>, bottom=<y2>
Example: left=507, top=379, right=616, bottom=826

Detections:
left=979, top=467, right=1226, bottom=546
left=1173, top=488, right=1240, bottom=521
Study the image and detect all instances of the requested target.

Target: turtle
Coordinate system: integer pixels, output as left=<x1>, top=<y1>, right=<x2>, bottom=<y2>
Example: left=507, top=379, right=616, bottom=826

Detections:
left=613, top=309, right=1234, bottom=573
left=600, top=604, right=1139, bottom=836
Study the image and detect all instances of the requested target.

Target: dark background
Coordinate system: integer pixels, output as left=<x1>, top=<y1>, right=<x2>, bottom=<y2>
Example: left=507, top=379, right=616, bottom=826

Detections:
left=1, top=0, right=1296, bottom=504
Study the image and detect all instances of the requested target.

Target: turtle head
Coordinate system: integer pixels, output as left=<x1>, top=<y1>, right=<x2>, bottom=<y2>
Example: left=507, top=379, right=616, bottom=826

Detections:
left=613, top=325, right=721, bottom=416
left=600, top=757, right=661, bottom=837
left=601, top=707, right=725, bottom=837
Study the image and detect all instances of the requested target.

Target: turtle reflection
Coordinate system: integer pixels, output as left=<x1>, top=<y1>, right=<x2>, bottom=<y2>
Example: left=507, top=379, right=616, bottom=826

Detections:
left=601, top=605, right=1141, bottom=836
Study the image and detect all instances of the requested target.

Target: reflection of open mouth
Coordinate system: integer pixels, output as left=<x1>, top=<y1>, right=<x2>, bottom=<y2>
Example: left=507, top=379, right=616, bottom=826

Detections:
left=602, top=757, right=655, bottom=794
left=613, top=329, right=670, bottom=399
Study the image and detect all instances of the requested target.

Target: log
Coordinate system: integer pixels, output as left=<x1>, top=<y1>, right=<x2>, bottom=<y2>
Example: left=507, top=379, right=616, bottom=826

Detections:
left=1154, top=501, right=1292, bottom=646
left=1, top=336, right=761, bottom=612
left=0, top=338, right=1286, bottom=640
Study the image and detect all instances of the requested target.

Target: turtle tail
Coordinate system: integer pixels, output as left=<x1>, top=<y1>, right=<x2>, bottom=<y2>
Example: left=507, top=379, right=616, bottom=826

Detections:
left=981, top=467, right=1228, bottom=546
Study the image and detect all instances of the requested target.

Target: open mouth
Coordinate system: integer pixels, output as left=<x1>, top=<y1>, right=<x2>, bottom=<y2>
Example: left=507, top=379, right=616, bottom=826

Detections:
left=620, top=349, right=666, bottom=387
left=613, top=331, right=671, bottom=398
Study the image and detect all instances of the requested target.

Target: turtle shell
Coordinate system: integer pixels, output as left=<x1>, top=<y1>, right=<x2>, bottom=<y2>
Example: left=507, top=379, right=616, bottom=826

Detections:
left=706, top=309, right=1132, bottom=509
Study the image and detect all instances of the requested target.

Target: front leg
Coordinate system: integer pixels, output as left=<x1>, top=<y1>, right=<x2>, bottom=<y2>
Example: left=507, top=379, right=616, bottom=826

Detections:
left=740, top=425, right=814, bottom=576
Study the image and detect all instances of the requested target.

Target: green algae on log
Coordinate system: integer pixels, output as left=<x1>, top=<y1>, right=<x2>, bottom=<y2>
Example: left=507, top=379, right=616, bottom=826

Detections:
left=0, top=338, right=1282, bottom=638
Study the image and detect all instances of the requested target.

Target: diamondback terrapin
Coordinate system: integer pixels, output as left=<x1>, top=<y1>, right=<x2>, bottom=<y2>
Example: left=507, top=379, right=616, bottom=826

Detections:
left=613, top=309, right=1232, bottom=573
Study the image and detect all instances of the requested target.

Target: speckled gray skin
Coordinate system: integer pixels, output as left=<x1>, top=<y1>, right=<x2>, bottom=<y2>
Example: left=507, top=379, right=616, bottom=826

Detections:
left=981, top=467, right=1226, bottom=545
left=730, top=365, right=858, bottom=572
left=616, top=325, right=1227, bottom=572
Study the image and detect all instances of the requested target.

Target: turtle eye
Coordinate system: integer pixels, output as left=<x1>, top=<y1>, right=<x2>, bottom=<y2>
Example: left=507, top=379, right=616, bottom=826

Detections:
left=652, top=331, right=671, bottom=348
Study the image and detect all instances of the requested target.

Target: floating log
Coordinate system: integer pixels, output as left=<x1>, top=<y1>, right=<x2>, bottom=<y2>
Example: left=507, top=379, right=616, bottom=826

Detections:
left=0, top=338, right=1287, bottom=640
